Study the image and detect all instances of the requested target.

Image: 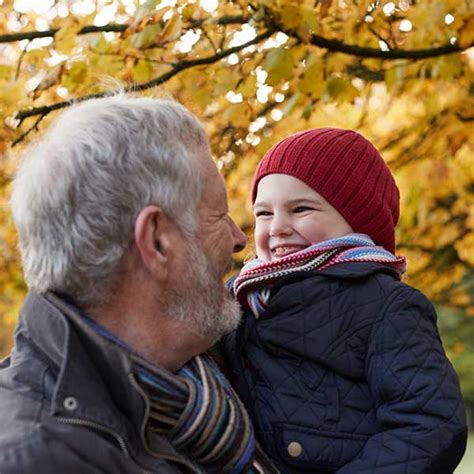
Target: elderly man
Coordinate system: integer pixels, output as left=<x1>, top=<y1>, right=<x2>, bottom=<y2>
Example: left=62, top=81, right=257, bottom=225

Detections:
left=0, top=96, right=277, bottom=473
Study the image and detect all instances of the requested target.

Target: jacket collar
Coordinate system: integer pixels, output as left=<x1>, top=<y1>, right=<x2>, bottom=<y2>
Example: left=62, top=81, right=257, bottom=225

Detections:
left=318, top=261, right=401, bottom=279
left=257, top=262, right=400, bottom=290
left=18, top=291, right=184, bottom=463
left=20, top=292, right=143, bottom=432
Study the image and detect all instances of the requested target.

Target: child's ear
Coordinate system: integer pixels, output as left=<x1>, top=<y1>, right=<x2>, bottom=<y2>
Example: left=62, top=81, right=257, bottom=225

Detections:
left=134, top=205, right=173, bottom=280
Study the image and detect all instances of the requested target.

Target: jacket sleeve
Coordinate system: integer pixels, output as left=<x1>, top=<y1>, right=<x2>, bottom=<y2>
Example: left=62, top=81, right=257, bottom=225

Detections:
left=0, top=424, right=182, bottom=474
left=337, top=286, right=467, bottom=474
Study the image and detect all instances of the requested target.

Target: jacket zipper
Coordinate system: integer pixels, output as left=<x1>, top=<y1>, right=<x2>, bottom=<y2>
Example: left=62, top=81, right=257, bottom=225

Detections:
left=56, top=416, right=131, bottom=458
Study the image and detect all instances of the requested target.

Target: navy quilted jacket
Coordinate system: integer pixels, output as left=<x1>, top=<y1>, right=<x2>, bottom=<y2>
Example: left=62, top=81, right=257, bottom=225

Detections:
left=225, top=262, right=467, bottom=473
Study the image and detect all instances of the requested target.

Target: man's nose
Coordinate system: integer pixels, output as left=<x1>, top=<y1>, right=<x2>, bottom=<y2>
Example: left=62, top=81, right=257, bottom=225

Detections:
left=269, top=213, right=292, bottom=237
left=230, top=219, right=247, bottom=253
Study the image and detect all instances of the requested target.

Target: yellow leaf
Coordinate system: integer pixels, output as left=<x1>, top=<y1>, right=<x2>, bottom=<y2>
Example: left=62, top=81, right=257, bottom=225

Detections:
left=282, top=92, right=302, bottom=116
left=160, top=14, right=182, bottom=43
left=385, top=65, right=405, bottom=92
left=297, top=8, right=319, bottom=41
left=193, top=87, right=212, bottom=109
left=458, top=16, right=474, bottom=48
left=438, top=55, right=462, bottom=80
left=320, top=0, right=333, bottom=18
left=63, top=61, right=88, bottom=92
left=223, top=103, right=252, bottom=128
left=325, top=76, right=358, bottom=103
left=0, top=65, right=13, bottom=81
left=453, top=342, right=465, bottom=354
left=454, top=232, right=474, bottom=266
left=264, top=48, right=294, bottom=87
left=134, top=0, right=160, bottom=23
left=237, top=75, right=257, bottom=98
left=181, top=4, right=196, bottom=20
left=24, top=49, right=49, bottom=68
left=214, top=67, right=240, bottom=94
left=279, top=5, right=301, bottom=30
left=132, top=24, right=162, bottom=49
left=357, top=0, right=373, bottom=16
left=298, top=61, right=325, bottom=99
left=35, top=64, right=64, bottom=93
left=55, top=20, right=82, bottom=54
left=133, top=60, right=153, bottom=82
left=278, top=5, right=318, bottom=40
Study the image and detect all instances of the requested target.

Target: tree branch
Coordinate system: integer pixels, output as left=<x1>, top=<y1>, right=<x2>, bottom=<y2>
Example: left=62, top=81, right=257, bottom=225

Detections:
left=0, top=15, right=249, bottom=44
left=0, top=24, right=127, bottom=44
left=455, top=112, right=474, bottom=122
left=12, top=113, right=47, bottom=146
left=2, top=17, right=471, bottom=61
left=13, top=29, right=275, bottom=125
left=307, top=34, right=471, bottom=59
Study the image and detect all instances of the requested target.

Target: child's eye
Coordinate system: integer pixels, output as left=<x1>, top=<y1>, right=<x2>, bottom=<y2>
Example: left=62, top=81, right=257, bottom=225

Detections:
left=255, top=210, right=272, bottom=217
left=293, top=206, right=313, bottom=213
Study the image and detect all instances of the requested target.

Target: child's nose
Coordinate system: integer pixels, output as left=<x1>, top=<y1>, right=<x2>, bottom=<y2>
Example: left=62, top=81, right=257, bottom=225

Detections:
left=269, top=214, right=292, bottom=236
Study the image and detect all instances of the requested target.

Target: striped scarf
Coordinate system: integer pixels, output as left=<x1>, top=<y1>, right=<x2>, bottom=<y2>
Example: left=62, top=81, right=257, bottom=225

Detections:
left=133, top=352, right=277, bottom=473
left=234, top=233, right=406, bottom=318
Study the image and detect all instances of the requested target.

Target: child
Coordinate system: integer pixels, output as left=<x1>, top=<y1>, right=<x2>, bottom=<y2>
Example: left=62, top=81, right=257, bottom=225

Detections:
left=224, top=128, right=467, bottom=473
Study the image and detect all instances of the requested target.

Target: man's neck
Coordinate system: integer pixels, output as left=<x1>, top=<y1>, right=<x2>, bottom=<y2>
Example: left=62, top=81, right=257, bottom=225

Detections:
left=88, top=293, right=211, bottom=373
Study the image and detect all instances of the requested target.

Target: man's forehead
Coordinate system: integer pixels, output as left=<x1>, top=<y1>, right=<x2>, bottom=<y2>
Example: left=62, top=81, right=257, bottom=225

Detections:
left=197, top=156, right=227, bottom=207
left=198, top=150, right=223, bottom=182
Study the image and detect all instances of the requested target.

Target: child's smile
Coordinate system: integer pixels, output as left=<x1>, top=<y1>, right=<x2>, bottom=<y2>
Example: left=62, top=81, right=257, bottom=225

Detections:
left=253, top=173, right=353, bottom=262
left=270, top=244, right=308, bottom=259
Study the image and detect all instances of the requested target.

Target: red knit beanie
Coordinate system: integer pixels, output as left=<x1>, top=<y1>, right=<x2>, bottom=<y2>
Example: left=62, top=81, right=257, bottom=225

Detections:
left=251, top=128, right=400, bottom=254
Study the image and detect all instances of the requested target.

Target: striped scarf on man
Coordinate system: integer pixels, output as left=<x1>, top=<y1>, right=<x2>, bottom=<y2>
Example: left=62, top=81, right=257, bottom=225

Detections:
left=234, top=233, right=406, bottom=318
left=133, top=352, right=277, bottom=473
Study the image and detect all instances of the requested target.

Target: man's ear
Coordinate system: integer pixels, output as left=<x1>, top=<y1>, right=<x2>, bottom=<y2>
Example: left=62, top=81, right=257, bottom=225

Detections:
left=134, top=205, right=173, bottom=280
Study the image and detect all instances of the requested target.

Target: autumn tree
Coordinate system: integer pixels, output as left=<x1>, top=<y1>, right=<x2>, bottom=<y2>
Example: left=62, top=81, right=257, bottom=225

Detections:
left=0, top=0, right=473, bottom=398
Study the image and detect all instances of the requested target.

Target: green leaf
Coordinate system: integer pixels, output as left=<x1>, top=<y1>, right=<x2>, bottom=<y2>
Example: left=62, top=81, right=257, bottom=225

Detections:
left=302, top=102, right=313, bottom=120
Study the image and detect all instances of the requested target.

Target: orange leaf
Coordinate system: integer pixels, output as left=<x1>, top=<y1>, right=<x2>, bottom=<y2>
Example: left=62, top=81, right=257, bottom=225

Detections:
left=320, top=0, right=333, bottom=18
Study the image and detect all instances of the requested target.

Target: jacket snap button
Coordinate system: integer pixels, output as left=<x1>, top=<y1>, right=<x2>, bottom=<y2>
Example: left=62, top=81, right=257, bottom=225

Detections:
left=287, top=441, right=303, bottom=457
left=63, top=396, right=78, bottom=411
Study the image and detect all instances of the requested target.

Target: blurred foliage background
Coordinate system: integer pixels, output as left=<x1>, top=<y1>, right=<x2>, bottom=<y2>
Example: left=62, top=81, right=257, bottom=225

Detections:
left=0, top=0, right=473, bottom=446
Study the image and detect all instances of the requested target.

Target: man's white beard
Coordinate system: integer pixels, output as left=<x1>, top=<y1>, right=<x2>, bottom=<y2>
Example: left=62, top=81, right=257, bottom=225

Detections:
left=165, top=239, right=242, bottom=341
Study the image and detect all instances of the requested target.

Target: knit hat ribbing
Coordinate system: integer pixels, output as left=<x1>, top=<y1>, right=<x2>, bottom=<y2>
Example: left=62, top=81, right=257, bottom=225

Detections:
left=251, top=128, right=400, bottom=254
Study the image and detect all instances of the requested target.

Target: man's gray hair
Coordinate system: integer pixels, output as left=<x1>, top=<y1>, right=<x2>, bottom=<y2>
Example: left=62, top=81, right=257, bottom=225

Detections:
left=10, top=95, right=208, bottom=307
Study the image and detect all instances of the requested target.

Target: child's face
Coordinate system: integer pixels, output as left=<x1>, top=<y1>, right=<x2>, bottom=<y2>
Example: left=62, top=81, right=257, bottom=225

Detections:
left=253, top=174, right=353, bottom=261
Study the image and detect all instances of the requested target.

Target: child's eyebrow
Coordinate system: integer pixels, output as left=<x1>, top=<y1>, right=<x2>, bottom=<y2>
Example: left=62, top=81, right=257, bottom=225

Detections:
left=286, top=197, right=326, bottom=206
left=253, top=201, right=268, bottom=209
left=253, top=197, right=326, bottom=209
